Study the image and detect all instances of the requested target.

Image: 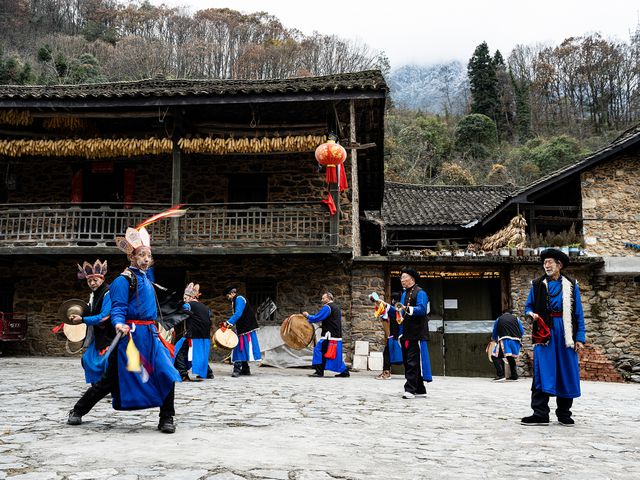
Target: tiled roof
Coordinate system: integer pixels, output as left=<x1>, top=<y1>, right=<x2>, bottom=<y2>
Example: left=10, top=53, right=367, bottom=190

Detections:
left=0, top=70, right=387, bottom=101
left=381, top=182, right=514, bottom=228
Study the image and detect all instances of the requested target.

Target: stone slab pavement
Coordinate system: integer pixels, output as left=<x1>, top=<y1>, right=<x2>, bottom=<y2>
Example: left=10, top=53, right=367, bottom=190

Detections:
left=0, top=357, right=639, bottom=480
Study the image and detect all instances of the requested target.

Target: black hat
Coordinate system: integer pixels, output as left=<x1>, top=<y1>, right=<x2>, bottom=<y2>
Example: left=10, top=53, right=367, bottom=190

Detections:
left=222, top=286, right=237, bottom=295
left=540, top=248, right=570, bottom=267
left=400, top=267, right=420, bottom=282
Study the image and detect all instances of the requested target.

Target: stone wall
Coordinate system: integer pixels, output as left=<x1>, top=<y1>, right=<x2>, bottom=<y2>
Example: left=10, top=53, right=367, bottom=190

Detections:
left=349, top=264, right=387, bottom=353
left=581, top=151, right=640, bottom=256
left=0, top=254, right=352, bottom=357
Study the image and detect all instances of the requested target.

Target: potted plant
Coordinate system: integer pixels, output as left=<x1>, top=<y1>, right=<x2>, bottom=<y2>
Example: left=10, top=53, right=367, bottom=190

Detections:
left=499, top=246, right=510, bottom=256
left=569, top=243, right=581, bottom=257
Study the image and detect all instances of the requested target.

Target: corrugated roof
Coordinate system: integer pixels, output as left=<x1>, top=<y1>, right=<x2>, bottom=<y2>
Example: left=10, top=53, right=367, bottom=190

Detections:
left=381, top=182, right=514, bottom=228
left=0, top=70, right=387, bottom=101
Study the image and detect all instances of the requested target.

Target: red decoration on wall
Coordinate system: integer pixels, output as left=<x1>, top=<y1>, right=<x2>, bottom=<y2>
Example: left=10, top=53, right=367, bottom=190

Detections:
left=123, top=167, right=135, bottom=208
left=70, top=170, right=83, bottom=203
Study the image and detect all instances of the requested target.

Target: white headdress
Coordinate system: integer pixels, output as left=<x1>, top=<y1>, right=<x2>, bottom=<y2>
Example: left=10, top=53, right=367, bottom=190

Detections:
left=115, top=205, right=186, bottom=255
left=184, top=282, right=201, bottom=298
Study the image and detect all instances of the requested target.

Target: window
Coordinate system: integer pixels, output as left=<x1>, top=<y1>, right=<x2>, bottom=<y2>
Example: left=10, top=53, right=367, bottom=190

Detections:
left=246, top=278, right=278, bottom=324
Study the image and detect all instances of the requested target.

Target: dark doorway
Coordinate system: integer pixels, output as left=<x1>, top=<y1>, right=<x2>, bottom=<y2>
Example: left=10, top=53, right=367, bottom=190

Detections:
left=228, top=174, right=268, bottom=205
left=83, top=162, right=125, bottom=204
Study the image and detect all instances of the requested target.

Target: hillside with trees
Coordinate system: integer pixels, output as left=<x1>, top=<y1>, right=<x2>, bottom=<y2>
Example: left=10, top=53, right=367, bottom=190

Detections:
left=1, top=1, right=639, bottom=187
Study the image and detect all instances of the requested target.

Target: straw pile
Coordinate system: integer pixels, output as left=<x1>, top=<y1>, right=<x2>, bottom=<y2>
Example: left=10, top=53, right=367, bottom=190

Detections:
left=480, top=214, right=527, bottom=251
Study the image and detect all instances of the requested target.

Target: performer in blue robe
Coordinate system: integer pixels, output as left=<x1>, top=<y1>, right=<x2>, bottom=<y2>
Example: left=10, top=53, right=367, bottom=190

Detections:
left=521, top=248, right=586, bottom=426
left=175, top=283, right=213, bottom=380
left=304, top=292, right=349, bottom=377
left=223, top=286, right=261, bottom=377
left=70, top=260, right=113, bottom=385
left=490, top=312, right=524, bottom=381
left=387, top=267, right=432, bottom=399
left=68, top=223, right=181, bottom=433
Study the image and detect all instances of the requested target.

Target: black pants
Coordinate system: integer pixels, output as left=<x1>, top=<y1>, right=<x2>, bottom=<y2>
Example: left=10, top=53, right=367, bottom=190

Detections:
left=492, top=355, right=518, bottom=379
left=530, top=388, right=573, bottom=421
left=402, top=339, right=426, bottom=395
left=382, top=341, right=391, bottom=371
left=175, top=339, right=213, bottom=378
left=73, top=349, right=175, bottom=418
left=312, top=338, right=329, bottom=375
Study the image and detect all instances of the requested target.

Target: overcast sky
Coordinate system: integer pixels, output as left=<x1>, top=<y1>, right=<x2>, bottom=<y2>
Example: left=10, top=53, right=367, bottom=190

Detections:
left=149, top=0, right=639, bottom=68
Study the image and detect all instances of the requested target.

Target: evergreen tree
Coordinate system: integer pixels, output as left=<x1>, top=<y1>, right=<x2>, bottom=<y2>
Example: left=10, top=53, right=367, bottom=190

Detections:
left=493, top=50, right=514, bottom=140
left=467, top=42, right=498, bottom=121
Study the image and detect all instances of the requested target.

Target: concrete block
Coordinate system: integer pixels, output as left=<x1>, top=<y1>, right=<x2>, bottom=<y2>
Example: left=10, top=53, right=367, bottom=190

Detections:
left=368, top=355, right=384, bottom=371
left=354, top=340, right=369, bottom=356
left=352, top=354, right=369, bottom=371
left=369, top=351, right=383, bottom=358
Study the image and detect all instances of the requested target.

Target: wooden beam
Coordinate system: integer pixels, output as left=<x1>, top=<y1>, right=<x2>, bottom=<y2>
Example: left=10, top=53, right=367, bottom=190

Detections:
left=29, top=111, right=168, bottom=119
left=350, top=100, right=361, bottom=257
left=170, top=109, right=183, bottom=247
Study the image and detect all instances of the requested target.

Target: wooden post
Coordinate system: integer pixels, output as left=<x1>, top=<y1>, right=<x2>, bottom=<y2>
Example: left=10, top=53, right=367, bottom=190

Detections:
left=350, top=100, right=361, bottom=257
left=329, top=178, right=340, bottom=247
left=170, top=134, right=182, bottom=247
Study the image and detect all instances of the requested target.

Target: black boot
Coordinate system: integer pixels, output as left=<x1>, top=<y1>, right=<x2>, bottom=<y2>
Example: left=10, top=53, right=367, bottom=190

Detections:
left=67, top=409, right=82, bottom=426
left=240, top=361, right=251, bottom=376
left=158, top=416, right=176, bottom=434
left=231, top=362, right=242, bottom=378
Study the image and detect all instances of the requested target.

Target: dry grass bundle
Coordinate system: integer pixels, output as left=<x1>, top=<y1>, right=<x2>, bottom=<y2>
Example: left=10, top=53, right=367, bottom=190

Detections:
left=480, top=214, right=527, bottom=251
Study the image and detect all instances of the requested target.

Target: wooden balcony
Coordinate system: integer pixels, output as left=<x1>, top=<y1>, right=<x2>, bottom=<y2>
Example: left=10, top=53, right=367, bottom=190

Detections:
left=0, top=202, right=344, bottom=255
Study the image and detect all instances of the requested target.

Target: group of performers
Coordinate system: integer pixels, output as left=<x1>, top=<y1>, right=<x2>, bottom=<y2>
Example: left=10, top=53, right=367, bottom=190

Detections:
left=65, top=213, right=586, bottom=430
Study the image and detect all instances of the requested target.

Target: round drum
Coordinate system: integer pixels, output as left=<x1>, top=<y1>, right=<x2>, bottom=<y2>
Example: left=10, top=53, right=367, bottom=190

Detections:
left=280, top=314, right=314, bottom=350
left=213, top=328, right=239, bottom=349
left=63, top=323, right=87, bottom=343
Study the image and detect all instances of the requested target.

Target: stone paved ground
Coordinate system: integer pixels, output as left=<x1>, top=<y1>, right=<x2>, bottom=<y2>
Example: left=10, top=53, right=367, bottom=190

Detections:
left=1, top=357, right=639, bottom=480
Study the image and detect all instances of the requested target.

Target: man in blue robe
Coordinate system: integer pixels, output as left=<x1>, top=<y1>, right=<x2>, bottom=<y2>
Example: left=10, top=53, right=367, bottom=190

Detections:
left=521, top=248, right=586, bottom=426
left=69, top=260, right=113, bottom=385
left=303, top=292, right=349, bottom=378
left=175, top=283, right=213, bottom=381
left=386, top=267, right=432, bottom=399
left=223, top=286, right=261, bottom=377
left=67, top=226, right=181, bottom=433
left=490, top=311, right=524, bottom=382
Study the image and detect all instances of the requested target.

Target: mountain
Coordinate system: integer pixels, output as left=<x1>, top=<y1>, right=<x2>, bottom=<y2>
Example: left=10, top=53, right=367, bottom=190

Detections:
left=387, top=62, right=469, bottom=115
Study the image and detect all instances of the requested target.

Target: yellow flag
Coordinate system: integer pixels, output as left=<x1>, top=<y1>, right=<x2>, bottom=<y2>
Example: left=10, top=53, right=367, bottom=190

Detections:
left=125, top=333, right=141, bottom=372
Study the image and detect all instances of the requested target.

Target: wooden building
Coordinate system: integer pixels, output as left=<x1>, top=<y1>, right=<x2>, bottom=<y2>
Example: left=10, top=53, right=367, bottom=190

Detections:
left=0, top=71, right=386, bottom=355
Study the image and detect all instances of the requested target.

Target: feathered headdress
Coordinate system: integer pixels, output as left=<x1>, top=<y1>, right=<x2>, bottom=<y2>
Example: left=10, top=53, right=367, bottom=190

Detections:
left=115, top=205, right=186, bottom=254
left=78, top=260, right=107, bottom=280
left=77, top=259, right=108, bottom=280
left=184, top=282, right=201, bottom=298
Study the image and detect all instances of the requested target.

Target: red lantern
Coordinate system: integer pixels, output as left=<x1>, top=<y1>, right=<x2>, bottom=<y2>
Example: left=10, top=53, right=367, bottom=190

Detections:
left=315, top=138, right=347, bottom=185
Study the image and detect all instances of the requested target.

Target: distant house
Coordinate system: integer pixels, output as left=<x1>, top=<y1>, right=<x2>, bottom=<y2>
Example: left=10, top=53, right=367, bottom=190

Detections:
left=353, top=126, right=640, bottom=380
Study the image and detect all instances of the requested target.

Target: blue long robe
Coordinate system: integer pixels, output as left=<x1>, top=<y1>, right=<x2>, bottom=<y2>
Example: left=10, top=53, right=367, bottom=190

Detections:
left=525, top=278, right=586, bottom=398
left=227, top=296, right=262, bottom=362
left=307, top=305, right=348, bottom=373
left=81, top=292, right=112, bottom=384
left=110, top=267, right=180, bottom=410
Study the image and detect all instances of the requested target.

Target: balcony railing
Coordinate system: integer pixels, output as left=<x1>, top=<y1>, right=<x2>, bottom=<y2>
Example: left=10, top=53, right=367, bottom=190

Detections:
left=0, top=202, right=333, bottom=250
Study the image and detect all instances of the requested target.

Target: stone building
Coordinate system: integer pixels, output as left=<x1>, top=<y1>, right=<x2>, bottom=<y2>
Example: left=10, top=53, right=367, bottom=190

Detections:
left=353, top=126, right=640, bottom=381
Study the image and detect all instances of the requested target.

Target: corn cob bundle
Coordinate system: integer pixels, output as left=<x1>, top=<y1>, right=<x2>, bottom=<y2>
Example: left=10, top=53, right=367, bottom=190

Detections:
left=0, top=137, right=173, bottom=158
left=0, top=109, right=33, bottom=126
left=480, top=214, right=528, bottom=251
left=178, top=134, right=326, bottom=154
left=42, top=117, right=87, bottom=131
left=0, top=134, right=327, bottom=158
